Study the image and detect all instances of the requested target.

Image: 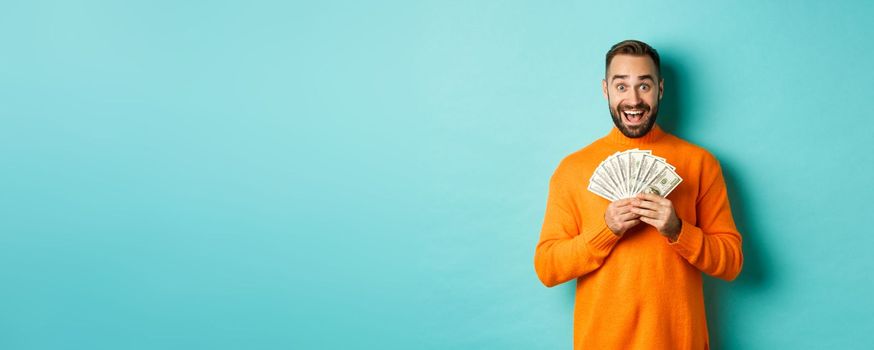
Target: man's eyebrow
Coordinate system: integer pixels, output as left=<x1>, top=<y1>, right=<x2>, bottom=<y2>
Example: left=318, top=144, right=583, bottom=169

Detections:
left=610, top=74, right=656, bottom=82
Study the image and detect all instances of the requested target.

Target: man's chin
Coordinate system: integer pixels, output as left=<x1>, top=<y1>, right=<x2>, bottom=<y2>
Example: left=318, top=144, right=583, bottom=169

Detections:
left=622, top=124, right=644, bottom=138
left=619, top=123, right=651, bottom=138
left=609, top=107, right=658, bottom=138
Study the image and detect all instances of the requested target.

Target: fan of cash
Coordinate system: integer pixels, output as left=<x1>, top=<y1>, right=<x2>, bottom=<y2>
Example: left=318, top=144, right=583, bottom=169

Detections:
left=587, top=149, right=682, bottom=201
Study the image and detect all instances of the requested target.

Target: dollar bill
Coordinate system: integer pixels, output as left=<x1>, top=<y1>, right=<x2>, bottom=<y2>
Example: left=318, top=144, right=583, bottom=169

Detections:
left=587, top=149, right=683, bottom=200
left=643, top=167, right=682, bottom=197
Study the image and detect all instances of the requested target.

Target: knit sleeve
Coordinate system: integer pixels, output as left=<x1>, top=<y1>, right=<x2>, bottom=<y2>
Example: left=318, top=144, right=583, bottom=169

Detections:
left=667, top=154, right=744, bottom=281
left=534, top=163, right=621, bottom=288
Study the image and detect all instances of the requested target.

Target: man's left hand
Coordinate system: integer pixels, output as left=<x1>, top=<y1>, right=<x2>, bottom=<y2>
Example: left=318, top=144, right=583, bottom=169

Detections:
left=630, top=193, right=682, bottom=242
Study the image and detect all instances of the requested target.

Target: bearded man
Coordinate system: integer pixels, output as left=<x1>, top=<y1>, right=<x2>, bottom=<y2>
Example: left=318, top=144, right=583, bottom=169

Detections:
left=534, top=39, right=743, bottom=350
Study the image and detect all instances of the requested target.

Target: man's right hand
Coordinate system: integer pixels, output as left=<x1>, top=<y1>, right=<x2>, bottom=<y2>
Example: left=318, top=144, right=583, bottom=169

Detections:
left=605, top=198, right=642, bottom=237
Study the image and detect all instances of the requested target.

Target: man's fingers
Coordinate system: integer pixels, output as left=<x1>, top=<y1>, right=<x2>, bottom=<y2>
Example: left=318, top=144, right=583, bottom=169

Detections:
left=639, top=216, right=654, bottom=226
left=636, top=193, right=671, bottom=206
left=623, top=219, right=641, bottom=229
left=613, top=202, right=632, bottom=209
left=635, top=193, right=659, bottom=201
left=612, top=205, right=636, bottom=216
left=632, top=199, right=662, bottom=211
left=631, top=207, right=660, bottom=219
left=610, top=198, right=635, bottom=208
left=616, top=212, right=640, bottom=222
left=639, top=216, right=665, bottom=228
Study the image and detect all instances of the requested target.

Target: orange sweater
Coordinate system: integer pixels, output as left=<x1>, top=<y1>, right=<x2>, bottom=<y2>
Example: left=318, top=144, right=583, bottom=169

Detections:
left=534, top=124, right=743, bottom=350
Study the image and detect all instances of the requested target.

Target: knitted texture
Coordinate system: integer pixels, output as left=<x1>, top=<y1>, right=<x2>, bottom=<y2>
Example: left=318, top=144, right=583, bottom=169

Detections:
left=534, top=124, right=743, bottom=350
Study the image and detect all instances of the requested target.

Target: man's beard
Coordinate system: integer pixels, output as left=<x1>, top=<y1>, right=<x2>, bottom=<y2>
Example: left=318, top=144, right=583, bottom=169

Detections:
left=609, top=99, right=659, bottom=138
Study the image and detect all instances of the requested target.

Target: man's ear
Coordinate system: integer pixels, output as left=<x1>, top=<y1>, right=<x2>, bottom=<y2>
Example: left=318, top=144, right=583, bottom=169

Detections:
left=658, top=78, right=664, bottom=100
left=602, top=79, right=609, bottom=100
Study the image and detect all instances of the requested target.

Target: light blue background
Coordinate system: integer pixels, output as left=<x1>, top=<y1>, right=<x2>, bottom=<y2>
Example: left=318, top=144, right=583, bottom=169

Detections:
left=2, top=1, right=873, bottom=349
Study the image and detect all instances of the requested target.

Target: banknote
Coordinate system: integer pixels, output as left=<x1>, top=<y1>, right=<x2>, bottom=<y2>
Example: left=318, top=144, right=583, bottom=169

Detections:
left=587, top=149, right=682, bottom=201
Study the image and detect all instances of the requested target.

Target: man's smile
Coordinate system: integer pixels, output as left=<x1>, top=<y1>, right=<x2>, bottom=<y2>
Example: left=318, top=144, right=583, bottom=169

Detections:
left=621, top=107, right=649, bottom=126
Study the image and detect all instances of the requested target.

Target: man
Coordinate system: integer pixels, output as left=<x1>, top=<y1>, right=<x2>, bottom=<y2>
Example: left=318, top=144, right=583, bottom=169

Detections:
left=533, top=40, right=743, bottom=350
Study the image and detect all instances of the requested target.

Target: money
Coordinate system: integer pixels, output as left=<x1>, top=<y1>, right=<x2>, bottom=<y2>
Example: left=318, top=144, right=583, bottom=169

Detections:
left=587, top=149, right=682, bottom=201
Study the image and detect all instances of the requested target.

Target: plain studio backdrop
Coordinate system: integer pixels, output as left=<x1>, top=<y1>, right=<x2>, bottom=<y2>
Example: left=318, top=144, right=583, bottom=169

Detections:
left=2, top=1, right=873, bottom=349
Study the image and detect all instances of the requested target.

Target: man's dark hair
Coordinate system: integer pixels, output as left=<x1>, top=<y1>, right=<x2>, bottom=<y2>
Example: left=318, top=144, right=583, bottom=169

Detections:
left=605, top=40, right=661, bottom=79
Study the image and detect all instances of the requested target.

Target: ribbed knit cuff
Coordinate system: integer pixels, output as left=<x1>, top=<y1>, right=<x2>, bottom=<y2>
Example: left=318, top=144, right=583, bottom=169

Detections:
left=667, top=218, right=704, bottom=261
left=585, top=223, right=622, bottom=256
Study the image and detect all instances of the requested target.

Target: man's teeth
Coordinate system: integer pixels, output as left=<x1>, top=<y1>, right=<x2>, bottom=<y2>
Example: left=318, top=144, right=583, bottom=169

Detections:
left=623, top=110, right=645, bottom=122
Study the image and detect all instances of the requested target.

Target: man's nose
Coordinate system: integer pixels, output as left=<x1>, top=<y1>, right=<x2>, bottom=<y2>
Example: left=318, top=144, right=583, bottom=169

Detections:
left=628, top=89, right=641, bottom=104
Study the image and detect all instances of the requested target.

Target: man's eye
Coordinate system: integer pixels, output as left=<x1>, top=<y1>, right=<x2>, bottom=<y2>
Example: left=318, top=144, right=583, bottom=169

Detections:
left=616, top=85, right=626, bottom=92
left=640, top=84, right=649, bottom=91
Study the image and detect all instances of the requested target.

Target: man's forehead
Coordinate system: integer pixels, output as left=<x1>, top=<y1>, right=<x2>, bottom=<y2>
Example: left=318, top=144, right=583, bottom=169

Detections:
left=607, top=55, right=658, bottom=79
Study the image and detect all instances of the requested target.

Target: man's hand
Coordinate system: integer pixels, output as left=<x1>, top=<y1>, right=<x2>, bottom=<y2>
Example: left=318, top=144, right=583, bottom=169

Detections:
left=630, top=193, right=682, bottom=241
left=605, top=198, right=641, bottom=237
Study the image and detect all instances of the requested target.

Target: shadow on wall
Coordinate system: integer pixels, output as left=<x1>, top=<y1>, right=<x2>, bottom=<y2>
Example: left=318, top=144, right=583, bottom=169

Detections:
left=657, top=59, right=685, bottom=136
left=661, top=55, right=773, bottom=350
left=704, top=163, right=772, bottom=349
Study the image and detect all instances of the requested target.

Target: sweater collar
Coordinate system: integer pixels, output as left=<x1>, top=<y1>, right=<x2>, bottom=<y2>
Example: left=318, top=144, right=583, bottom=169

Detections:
left=604, top=123, right=666, bottom=146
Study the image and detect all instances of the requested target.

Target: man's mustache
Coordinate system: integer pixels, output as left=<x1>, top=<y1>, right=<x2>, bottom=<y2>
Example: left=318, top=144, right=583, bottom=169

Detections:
left=619, top=103, right=651, bottom=111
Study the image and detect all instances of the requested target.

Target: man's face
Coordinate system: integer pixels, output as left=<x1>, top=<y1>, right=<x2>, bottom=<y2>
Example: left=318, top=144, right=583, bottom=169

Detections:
left=602, top=54, right=664, bottom=138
